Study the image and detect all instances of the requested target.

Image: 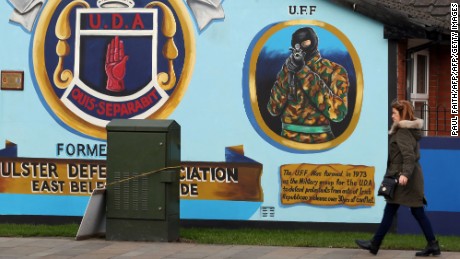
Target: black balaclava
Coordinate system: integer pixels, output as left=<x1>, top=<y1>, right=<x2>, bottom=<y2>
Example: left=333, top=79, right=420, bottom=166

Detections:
left=291, top=27, right=319, bottom=61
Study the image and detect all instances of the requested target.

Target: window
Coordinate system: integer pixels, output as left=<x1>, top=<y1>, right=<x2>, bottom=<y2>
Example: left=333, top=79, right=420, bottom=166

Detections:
left=410, top=50, right=429, bottom=134
left=410, top=50, right=429, bottom=100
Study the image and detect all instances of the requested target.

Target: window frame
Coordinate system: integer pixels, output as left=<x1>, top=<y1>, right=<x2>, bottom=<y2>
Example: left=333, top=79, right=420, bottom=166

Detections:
left=410, top=50, right=429, bottom=100
left=409, top=50, right=430, bottom=135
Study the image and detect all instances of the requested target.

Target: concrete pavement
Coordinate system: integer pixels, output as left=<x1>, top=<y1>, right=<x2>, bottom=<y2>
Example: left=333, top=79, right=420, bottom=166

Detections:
left=0, top=237, right=459, bottom=259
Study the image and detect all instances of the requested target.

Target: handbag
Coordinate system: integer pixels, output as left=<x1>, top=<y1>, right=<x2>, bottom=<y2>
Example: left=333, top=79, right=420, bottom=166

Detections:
left=377, top=176, right=399, bottom=199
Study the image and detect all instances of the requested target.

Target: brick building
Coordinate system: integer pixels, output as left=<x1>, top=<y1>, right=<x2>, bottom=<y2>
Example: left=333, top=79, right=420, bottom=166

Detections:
left=330, top=0, right=457, bottom=136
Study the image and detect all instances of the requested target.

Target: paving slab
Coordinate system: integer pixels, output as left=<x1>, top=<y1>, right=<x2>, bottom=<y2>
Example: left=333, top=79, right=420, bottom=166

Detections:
left=0, top=237, right=458, bottom=259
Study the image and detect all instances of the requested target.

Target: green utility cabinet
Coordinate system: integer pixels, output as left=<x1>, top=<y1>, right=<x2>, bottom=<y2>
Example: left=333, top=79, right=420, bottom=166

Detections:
left=105, top=119, right=180, bottom=242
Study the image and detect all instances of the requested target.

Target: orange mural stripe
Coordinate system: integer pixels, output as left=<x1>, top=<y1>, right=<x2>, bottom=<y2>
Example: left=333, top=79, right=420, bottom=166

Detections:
left=0, top=158, right=263, bottom=202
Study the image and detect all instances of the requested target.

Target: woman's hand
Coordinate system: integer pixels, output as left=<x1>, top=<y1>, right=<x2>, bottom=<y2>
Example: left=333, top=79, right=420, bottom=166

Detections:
left=399, top=175, right=408, bottom=186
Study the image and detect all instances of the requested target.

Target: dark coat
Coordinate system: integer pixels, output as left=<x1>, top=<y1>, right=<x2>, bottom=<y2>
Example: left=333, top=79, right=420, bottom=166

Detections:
left=385, top=119, right=425, bottom=207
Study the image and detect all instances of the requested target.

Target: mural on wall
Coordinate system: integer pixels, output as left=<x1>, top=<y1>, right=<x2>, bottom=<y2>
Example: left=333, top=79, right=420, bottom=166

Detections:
left=280, top=163, right=375, bottom=207
left=244, top=20, right=363, bottom=151
left=181, top=145, right=263, bottom=201
left=0, top=157, right=106, bottom=195
left=0, top=146, right=262, bottom=201
left=241, top=20, right=373, bottom=208
left=32, top=0, right=195, bottom=139
left=1, top=1, right=389, bottom=223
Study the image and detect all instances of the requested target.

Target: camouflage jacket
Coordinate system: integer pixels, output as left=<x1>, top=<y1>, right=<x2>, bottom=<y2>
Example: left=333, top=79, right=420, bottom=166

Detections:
left=267, top=53, right=349, bottom=143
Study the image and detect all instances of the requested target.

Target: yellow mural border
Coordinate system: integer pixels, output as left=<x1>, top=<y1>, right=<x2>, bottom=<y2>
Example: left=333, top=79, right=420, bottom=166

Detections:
left=33, top=0, right=195, bottom=140
left=248, top=20, right=363, bottom=151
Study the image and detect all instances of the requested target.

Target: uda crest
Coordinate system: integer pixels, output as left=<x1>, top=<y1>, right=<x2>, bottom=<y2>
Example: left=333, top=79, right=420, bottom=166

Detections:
left=32, top=0, right=194, bottom=139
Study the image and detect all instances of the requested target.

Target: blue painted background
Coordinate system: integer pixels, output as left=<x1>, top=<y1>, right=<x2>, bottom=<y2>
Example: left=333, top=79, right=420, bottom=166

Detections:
left=0, top=0, right=390, bottom=224
left=397, top=138, right=460, bottom=235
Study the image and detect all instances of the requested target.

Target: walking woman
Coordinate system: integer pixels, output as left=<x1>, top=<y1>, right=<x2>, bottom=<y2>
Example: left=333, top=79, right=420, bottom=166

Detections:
left=355, top=100, right=440, bottom=256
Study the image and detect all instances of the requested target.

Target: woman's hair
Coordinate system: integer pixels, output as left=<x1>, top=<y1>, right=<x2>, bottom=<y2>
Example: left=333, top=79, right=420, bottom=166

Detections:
left=391, top=100, right=415, bottom=121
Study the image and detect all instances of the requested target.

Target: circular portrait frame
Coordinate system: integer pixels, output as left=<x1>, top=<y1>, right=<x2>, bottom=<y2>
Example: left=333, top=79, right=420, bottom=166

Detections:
left=244, top=20, right=363, bottom=151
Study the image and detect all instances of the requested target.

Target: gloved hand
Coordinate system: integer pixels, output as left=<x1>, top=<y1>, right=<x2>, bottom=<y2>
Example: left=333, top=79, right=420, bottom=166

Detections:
left=285, top=45, right=305, bottom=73
left=105, top=36, right=128, bottom=92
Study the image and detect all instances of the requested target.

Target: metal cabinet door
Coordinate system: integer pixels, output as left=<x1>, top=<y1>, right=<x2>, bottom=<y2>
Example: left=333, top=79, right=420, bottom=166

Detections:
left=107, top=132, right=166, bottom=220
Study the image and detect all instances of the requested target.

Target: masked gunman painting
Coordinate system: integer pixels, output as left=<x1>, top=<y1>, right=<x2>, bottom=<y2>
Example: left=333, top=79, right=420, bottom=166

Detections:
left=246, top=22, right=363, bottom=151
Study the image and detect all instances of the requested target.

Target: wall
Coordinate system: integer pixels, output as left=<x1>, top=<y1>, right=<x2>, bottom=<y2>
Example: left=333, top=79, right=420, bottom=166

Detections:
left=0, top=0, right=390, bottom=226
left=397, top=137, right=460, bottom=235
left=428, top=45, right=452, bottom=136
left=396, top=42, right=454, bottom=136
left=397, top=40, right=407, bottom=101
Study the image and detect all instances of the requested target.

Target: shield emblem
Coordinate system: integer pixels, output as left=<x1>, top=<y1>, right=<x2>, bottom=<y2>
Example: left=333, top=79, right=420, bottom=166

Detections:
left=33, top=0, right=194, bottom=139
left=61, top=8, right=168, bottom=126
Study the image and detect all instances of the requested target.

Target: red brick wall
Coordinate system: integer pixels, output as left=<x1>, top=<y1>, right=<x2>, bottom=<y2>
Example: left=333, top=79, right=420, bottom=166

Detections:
left=396, top=42, right=455, bottom=136
left=428, top=45, right=452, bottom=136
left=397, top=41, right=407, bottom=100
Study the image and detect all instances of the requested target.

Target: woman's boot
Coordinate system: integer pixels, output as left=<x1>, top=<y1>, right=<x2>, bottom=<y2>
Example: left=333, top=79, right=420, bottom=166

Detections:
left=355, top=239, right=381, bottom=255
left=415, top=240, right=441, bottom=256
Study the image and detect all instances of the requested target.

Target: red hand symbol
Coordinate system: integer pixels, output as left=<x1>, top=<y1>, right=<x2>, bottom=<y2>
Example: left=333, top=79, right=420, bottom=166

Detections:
left=105, top=36, right=128, bottom=92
